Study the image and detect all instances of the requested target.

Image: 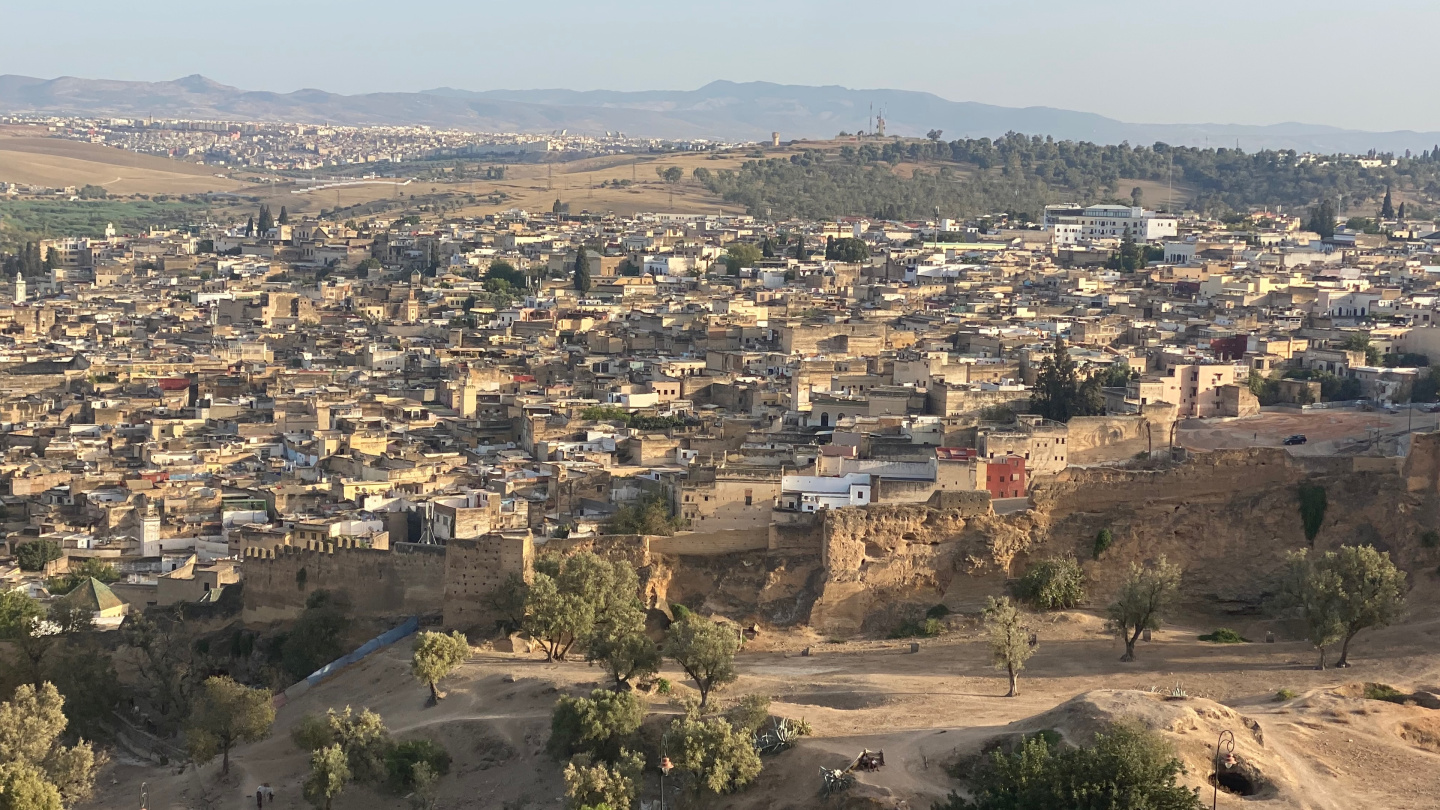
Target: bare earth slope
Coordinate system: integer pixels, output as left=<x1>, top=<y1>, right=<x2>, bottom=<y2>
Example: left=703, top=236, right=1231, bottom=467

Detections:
left=0, top=136, right=241, bottom=194
left=88, top=599, right=1440, bottom=810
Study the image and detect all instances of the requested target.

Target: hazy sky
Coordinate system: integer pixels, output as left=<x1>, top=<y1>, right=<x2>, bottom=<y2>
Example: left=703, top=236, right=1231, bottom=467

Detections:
left=4, top=0, right=1437, bottom=132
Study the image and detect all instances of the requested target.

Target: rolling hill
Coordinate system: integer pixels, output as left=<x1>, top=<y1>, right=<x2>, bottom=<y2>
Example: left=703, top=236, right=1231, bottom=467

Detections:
left=0, top=136, right=240, bottom=195
left=1, top=74, right=1439, bottom=153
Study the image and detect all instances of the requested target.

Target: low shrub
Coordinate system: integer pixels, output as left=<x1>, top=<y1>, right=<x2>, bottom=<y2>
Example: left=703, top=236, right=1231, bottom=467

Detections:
left=1197, top=628, right=1249, bottom=643
left=1275, top=688, right=1297, bottom=701
left=925, top=604, right=951, bottom=620
left=889, top=617, right=943, bottom=639
left=934, top=722, right=1198, bottom=810
left=725, top=694, right=772, bottom=735
left=1364, top=682, right=1407, bottom=703
left=1092, top=529, right=1113, bottom=560
left=1013, top=555, right=1086, bottom=610
left=385, top=739, right=451, bottom=792
left=291, top=712, right=335, bottom=751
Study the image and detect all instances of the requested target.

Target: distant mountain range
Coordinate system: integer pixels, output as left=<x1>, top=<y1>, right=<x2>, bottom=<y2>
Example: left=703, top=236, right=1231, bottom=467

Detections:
left=1, top=74, right=1437, bottom=154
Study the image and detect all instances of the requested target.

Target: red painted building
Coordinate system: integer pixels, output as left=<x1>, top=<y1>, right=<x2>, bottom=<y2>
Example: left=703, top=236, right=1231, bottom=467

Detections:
left=1210, top=334, right=1249, bottom=362
left=984, top=455, right=1027, bottom=499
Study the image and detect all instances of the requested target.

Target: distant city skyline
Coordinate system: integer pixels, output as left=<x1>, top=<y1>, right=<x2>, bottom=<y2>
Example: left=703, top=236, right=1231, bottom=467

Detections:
left=7, top=0, right=1440, bottom=133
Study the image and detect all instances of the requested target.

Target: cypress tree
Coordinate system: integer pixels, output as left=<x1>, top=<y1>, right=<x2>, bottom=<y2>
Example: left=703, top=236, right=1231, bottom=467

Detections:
left=573, top=248, right=591, bottom=293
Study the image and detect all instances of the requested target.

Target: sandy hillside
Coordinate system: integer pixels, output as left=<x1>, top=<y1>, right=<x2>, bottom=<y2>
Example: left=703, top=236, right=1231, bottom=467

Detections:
left=0, top=136, right=243, bottom=195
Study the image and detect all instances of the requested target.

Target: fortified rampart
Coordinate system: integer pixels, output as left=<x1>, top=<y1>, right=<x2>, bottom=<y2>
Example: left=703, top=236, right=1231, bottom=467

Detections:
left=1065, top=403, right=1177, bottom=455
left=442, top=534, right=534, bottom=632
left=240, top=437, right=1440, bottom=640
left=242, top=540, right=445, bottom=623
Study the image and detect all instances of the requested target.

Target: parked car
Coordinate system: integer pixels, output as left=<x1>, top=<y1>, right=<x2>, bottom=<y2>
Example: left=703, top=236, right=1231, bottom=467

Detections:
left=1283, top=434, right=1308, bottom=446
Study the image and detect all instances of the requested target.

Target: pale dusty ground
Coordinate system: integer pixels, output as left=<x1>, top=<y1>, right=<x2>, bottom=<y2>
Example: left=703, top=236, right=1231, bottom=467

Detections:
left=1074, top=407, right=1429, bottom=464
left=0, top=136, right=243, bottom=195
left=87, top=592, right=1440, bottom=810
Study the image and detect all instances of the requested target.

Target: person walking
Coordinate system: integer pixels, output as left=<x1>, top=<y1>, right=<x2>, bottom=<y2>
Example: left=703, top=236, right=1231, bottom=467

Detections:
left=256, top=787, right=264, bottom=809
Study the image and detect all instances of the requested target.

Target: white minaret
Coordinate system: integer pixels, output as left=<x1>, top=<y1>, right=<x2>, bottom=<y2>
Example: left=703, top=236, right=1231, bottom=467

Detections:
left=13, top=272, right=24, bottom=305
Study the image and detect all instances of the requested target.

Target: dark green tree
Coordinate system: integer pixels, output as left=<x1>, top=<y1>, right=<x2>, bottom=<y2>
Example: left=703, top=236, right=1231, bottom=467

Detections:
left=281, top=590, right=352, bottom=681
left=573, top=248, right=592, bottom=293
left=1028, top=337, right=1104, bottom=422
left=722, top=243, right=763, bottom=275
left=1381, top=187, right=1395, bottom=219
left=278, top=206, right=289, bottom=225
left=1106, top=233, right=1147, bottom=272
left=1307, top=200, right=1336, bottom=238
left=258, top=205, right=274, bottom=235
left=826, top=237, right=869, bottom=263
left=486, top=260, right=526, bottom=288
left=15, top=540, right=62, bottom=571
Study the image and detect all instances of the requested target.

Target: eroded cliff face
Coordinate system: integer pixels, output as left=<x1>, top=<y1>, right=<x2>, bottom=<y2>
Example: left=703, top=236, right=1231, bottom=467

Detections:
left=646, top=441, right=1440, bottom=637
left=808, top=445, right=1439, bottom=635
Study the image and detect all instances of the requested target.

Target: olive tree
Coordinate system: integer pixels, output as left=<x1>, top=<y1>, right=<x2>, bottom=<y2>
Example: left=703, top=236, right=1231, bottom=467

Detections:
left=666, top=713, right=761, bottom=796
left=1277, top=545, right=1405, bottom=669
left=1106, top=556, right=1182, bottom=662
left=983, top=597, right=1036, bottom=697
left=304, top=744, right=350, bottom=810
left=563, top=749, right=644, bottom=810
left=1328, top=545, right=1406, bottom=666
left=411, top=631, right=469, bottom=702
left=186, top=676, right=275, bottom=775
left=526, top=552, right=640, bottom=662
left=547, top=689, right=644, bottom=762
left=663, top=614, right=740, bottom=708
left=0, top=683, right=98, bottom=808
left=0, top=590, right=53, bottom=684
left=584, top=568, right=659, bottom=690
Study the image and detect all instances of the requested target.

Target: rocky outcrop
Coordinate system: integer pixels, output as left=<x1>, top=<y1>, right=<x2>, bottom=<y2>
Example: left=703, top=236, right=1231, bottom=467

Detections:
left=808, top=444, right=1440, bottom=635
left=626, top=441, right=1440, bottom=637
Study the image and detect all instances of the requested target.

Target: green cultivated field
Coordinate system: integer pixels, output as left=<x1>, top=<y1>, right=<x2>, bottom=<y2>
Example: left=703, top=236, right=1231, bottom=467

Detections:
left=0, top=199, right=213, bottom=243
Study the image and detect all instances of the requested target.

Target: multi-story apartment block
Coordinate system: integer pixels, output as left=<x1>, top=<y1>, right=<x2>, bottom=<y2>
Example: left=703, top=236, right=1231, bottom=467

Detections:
left=1043, top=204, right=1179, bottom=244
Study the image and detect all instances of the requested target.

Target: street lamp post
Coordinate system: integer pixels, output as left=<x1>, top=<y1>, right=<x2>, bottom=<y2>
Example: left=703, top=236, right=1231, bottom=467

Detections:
left=1213, top=729, right=1235, bottom=810
left=659, top=735, right=674, bottom=810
